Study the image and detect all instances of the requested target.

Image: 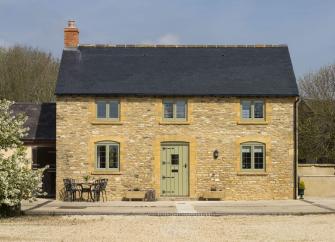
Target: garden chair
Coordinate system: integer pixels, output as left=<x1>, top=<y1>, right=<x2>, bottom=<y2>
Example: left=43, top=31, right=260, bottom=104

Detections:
left=63, top=178, right=81, bottom=201
left=91, top=180, right=102, bottom=202
left=99, top=179, right=108, bottom=202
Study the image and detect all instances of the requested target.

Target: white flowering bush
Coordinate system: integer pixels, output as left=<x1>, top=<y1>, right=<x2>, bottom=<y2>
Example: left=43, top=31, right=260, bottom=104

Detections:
left=0, top=99, right=45, bottom=216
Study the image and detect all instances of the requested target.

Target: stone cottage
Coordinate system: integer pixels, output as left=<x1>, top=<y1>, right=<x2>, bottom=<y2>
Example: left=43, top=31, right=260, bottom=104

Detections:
left=55, top=20, right=299, bottom=200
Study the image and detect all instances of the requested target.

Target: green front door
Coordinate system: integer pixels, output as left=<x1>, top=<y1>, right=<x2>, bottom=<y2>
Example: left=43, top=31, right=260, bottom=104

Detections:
left=160, top=142, right=189, bottom=197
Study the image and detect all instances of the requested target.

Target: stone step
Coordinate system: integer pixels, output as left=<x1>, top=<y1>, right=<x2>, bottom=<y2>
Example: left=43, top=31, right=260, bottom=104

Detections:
left=157, top=197, right=197, bottom=201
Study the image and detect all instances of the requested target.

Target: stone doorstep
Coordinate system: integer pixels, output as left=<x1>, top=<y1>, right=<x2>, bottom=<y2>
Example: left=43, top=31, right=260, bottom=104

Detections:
left=157, top=197, right=198, bottom=201
left=175, top=202, right=197, bottom=213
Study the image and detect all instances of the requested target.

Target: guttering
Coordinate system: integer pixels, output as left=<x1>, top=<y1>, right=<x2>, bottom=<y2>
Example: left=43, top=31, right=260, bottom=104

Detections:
left=22, top=139, right=56, bottom=145
left=54, top=93, right=300, bottom=98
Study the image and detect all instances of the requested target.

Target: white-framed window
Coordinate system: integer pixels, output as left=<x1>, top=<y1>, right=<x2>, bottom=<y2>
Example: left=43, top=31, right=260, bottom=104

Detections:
left=96, top=100, right=120, bottom=120
left=241, top=100, right=265, bottom=120
left=163, top=99, right=187, bottom=121
left=96, top=141, right=120, bottom=171
left=241, top=142, right=265, bottom=171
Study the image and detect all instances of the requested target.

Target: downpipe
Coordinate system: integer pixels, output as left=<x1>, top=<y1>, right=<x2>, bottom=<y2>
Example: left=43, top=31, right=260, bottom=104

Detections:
left=294, top=97, right=301, bottom=199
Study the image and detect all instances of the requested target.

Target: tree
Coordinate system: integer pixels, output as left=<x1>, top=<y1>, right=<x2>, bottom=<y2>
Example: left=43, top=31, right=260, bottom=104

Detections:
left=0, top=99, right=45, bottom=216
left=298, top=63, right=335, bottom=163
left=0, top=45, right=59, bottom=103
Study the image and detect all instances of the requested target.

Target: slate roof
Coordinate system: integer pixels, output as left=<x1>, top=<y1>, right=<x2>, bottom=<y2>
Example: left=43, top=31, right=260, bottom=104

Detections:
left=55, top=45, right=298, bottom=97
left=11, top=103, right=56, bottom=142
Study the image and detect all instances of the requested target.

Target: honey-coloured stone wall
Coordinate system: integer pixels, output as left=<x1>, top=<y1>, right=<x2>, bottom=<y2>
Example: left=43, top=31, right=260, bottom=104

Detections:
left=56, top=96, right=296, bottom=200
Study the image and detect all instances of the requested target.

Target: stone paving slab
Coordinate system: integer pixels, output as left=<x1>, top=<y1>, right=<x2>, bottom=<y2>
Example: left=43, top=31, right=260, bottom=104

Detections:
left=175, top=202, right=197, bottom=213
left=21, top=198, right=335, bottom=216
left=191, top=199, right=332, bottom=214
left=37, top=200, right=175, bottom=207
left=301, top=197, right=335, bottom=211
left=193, top=204, right=328, bottom=214
left=25, top=207, right=177, bottom=215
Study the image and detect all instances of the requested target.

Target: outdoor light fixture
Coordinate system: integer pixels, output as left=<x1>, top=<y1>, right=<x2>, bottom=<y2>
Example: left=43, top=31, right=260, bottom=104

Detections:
left=213, top=150, right=219, bottom=159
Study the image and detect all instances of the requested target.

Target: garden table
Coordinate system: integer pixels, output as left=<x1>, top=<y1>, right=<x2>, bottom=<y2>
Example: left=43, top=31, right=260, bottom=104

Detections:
left=77, top=181, right=95, bottom=202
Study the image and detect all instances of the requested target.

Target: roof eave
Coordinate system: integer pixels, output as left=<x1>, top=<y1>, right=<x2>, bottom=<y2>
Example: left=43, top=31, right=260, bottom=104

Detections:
left=55, top=93, right=299, bottom=97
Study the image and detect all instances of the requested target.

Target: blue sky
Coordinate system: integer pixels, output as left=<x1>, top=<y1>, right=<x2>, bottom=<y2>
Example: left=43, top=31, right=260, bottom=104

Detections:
left=0, top=0, right=334, bottom=77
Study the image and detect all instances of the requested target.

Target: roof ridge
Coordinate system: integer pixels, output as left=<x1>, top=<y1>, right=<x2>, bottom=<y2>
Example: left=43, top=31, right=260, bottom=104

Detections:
left=78, top=44, right=287, bottom=48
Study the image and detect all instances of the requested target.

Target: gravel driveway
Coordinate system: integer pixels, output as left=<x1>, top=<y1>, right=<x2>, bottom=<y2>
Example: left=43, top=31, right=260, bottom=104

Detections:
left=1, top=215, right=335, bottom=241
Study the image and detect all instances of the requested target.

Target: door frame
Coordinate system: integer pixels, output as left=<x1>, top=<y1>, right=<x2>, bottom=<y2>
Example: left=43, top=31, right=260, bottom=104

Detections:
left=153, top=136, right=197, bottom=198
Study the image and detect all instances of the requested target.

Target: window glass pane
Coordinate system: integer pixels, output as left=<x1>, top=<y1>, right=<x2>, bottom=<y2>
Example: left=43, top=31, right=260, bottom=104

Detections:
left=97, top=145, right=106, bottom=168
left=163, top=102, right=173, bottom=118
left=109, top=101, right=119, bottom=119
left=242, top=101, right=251, bottom=119
left=254, top=101, right=264, bottom=119
left=176, top=101, right=186, bottom=119
left=242, top=146, right=252, bottom=169
left=97, top=102, right=107, bottom=118
left=254, top=146, right=264, bottom=169
left=171, top=154, right=179, bottom=165
left=108, top=145, right=119, bottom=169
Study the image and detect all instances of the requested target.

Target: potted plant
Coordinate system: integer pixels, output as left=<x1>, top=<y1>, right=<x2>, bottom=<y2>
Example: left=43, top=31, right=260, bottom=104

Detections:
left=83, top=175, right=91, bottom=183
left=125, top=188, right=146, bottom=201
left=298, top=180, right=305, bottom=199
left=124, top=174, right=146, bottom=201
left=201, top=174, right=224, bottom=200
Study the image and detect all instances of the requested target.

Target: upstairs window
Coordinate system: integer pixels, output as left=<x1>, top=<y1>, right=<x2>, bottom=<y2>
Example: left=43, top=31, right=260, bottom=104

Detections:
left=163, top=99, right=187, bottom=121
left=96, top=100, right=120, bottom=120
left=96, top=141, right=120, bottom=171
left=241, top=142, right=265, bottom=171
left=241, top=100, right=264, bottom=120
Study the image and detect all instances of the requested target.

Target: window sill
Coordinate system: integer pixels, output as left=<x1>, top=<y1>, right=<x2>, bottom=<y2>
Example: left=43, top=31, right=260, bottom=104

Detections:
left=91, top=171, right=122, bottom=175
left=90, top=120, right=123, bottom=125
left=237, top=172, right=268, bottom=176
left=159, top=121, right=190, bottom=125
left=237, top=121, right=268, bottom=125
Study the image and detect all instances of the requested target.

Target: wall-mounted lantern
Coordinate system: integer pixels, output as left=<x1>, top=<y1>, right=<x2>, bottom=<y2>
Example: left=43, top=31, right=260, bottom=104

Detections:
left=213, top=150, right=219, bottom=159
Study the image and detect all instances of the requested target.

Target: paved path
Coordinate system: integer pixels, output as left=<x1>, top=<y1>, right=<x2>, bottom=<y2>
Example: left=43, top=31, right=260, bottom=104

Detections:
left=175, top=202, right=197, bottom=214
left=21, top=197, right=335, bottom=216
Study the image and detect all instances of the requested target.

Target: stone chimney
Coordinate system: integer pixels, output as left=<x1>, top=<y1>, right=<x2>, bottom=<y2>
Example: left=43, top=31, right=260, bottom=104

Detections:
left=64, top=20, right=79, bottom=48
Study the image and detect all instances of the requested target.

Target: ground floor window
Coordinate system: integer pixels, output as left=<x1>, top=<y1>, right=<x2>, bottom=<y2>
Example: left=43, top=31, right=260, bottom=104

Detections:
left=241, top=142, right=265, bottom=171
left=96, top=141, right=120, bottom=171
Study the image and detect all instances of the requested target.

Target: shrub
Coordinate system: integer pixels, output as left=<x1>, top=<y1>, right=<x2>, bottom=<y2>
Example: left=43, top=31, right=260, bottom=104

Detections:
left=0, top=99, right=45, bottom=217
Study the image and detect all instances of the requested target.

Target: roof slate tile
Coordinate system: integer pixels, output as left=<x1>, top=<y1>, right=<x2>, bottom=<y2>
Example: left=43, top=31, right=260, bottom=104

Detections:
left=55, top=46, right=298, bottom=96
